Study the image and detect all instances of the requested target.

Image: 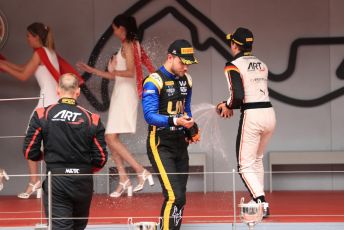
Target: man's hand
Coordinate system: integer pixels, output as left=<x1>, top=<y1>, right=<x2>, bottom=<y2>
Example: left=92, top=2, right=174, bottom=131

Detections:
left=176, top=116, right=194, bottom=129
left=216, top=102, right=233, bottom=118
left=185, top=122, right=200, bottom=144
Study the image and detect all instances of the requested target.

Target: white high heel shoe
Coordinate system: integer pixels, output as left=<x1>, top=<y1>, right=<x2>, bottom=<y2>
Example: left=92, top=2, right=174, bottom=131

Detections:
left=110, top=179, right=133, bottom=198
left=133, top=169, right=154, bottom=192
left=17, top=181, right=42, bottom=199
left=0, top=169, right=9, bottom=191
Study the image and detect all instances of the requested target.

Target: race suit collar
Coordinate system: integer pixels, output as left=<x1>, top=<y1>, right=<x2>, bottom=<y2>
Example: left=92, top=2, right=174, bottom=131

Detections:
left=59, top=98, right=77, bottom=105
left=233, top=51, right=252, bottom=60
left=159, top=65, right=177, bottom=80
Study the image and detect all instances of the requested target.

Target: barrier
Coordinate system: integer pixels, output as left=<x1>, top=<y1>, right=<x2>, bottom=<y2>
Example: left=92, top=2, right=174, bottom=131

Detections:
left=269, top=151, right=344, bottom=192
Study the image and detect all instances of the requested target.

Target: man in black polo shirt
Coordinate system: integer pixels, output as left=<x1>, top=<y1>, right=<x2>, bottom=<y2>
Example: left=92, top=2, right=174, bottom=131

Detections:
left=23, top=73, right=108, bottom=229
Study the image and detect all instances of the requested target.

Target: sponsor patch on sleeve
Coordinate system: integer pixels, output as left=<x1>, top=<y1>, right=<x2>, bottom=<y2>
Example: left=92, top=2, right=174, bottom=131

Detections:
left=143, top=89, right=156, bottom=94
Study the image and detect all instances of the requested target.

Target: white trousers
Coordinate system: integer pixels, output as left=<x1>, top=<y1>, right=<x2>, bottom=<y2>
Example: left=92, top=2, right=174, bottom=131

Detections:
left=237, top=107, right=276, bottom=198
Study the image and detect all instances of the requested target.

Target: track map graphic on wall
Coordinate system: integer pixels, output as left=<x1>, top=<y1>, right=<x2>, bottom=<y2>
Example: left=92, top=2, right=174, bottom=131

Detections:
left=78, top=0, right=344, bottom=110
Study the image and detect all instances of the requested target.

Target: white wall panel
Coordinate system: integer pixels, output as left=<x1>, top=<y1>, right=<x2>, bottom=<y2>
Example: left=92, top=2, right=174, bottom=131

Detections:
left=0, top=0, right=344, bottom=194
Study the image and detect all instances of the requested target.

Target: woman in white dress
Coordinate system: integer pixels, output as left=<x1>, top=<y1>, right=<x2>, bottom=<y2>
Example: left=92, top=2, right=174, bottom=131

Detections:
left=77, top=14, right=155, bottom=198
left=0, top=22, right=59, bottom=198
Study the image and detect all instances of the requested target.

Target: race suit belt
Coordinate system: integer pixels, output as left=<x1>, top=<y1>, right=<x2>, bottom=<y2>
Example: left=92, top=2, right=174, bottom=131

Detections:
left=241, top=102, right=272, bottom=111
left=48, top=167, right=92, bottom=175
left=157, top=126, right=184, bottom=131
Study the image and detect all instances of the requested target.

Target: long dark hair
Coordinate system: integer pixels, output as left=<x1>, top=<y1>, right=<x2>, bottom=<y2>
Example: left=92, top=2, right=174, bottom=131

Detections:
left=112, top=14, right=138, bottom=42
left=27, top=22, right=55, bottom=50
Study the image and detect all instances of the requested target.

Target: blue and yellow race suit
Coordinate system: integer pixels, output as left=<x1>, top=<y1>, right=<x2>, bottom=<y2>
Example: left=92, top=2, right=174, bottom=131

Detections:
left=142, top=66, right=192, bottom=230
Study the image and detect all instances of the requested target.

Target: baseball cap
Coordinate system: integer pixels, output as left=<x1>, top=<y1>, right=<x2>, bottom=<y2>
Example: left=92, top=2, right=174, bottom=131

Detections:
left=168, top=39, right=198, bottom=65
left=226, top=27, right=254, bottom=48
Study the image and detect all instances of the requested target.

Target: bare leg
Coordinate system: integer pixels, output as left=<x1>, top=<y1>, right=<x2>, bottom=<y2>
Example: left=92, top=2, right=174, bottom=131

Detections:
left=17, top=160, right=42, bottom=198
left=0, top=169, right=3, bottom=185
left=106, top=133, right=154, bottom=195
left=0, top=168, right=9, bottom=191
left=106, top=134, right=144, bottom=172
left=28, top=160, right=39, bottom=183
left=106, top=133, right=145, bottom=193
left=22, top=160, right=40, bottom=194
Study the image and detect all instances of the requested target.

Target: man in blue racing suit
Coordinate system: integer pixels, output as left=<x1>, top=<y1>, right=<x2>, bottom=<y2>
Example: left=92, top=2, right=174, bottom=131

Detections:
left=142, top=39, right=200, bottom=230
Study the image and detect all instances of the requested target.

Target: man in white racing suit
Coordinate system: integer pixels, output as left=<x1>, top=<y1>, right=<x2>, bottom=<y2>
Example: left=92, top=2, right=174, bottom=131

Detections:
left=217, top=27, right=276, bottom=217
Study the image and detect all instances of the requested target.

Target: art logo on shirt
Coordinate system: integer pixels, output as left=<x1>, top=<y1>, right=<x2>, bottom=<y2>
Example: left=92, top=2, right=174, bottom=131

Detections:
left=52, top=110, right=82, bottom=122
left=248, top=62, right=265, bottom=72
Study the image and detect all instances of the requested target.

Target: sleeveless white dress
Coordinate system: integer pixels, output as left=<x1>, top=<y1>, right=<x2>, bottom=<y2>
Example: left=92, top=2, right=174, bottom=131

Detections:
left=105, top=44, right=139, bottom=134
left=34, top=47, right=59, bottom=108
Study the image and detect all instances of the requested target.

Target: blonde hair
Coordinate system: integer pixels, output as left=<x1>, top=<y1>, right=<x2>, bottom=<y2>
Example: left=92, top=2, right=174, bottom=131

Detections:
left=59, top=73, right=79, bottom=93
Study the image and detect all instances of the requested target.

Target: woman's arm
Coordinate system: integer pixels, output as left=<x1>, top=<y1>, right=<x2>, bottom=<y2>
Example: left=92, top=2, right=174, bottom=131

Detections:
left=0, top=60, right=25, bottom=72
left=76, top=41, right=136, bottom=80
left=0, top=52, right=40, bottom=81
left=76, top=62, right=116, bottom=80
